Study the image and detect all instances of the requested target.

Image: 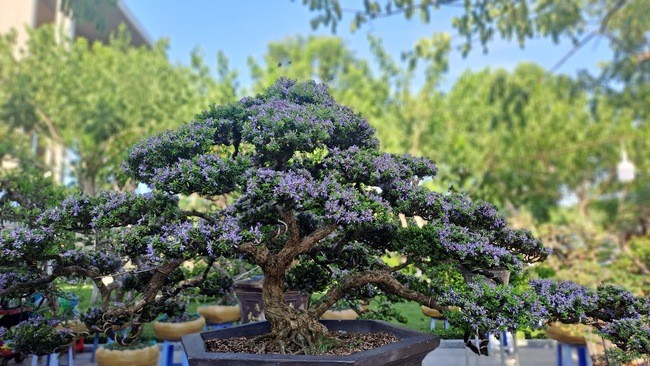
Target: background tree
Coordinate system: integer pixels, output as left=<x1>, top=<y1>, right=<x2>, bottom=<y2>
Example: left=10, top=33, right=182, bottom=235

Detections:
left=0, top=25, right=239, bottom=194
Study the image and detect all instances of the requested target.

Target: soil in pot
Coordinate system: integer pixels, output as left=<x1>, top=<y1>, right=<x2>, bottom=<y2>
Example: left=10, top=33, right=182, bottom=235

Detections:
left=206, top=330, right=398, bottom=355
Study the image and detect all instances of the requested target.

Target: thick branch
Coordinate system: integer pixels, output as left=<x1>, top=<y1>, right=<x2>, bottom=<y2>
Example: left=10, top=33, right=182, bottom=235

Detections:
left=309, top=269, right=439, bottom=318
left=165, top=258, right=216, bottom=298
left=239, top=242, right=270, bottom=265
left=278, top=224, right=336, bottom=269
left=0, top=265, right=99, bottom=297
left=183, top=210, right=219, bottom=225
left=102, top=258, right=184, bottom=318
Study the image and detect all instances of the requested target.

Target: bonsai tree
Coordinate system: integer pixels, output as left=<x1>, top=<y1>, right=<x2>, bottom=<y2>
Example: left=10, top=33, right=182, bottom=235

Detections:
left=1, top=79, right=648, bottom=360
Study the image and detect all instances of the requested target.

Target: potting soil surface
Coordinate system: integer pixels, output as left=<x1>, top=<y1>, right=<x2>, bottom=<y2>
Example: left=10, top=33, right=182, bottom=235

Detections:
left=205, top=331, right=398, bottom=355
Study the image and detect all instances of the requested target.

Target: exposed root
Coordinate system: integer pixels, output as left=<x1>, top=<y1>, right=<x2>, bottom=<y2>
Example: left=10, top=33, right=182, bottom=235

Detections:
left=249, top=327, right=333, bottom=355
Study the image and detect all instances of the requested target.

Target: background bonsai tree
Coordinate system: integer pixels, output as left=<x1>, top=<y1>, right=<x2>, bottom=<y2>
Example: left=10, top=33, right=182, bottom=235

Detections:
left=1, top=78, right=648, bottom=359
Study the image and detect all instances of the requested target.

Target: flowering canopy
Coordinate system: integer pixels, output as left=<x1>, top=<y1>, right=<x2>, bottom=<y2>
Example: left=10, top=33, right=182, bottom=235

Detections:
left=0, top=79, right=648, bottom=358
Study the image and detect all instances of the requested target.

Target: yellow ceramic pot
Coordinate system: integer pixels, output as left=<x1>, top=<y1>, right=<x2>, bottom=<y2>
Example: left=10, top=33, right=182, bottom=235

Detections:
left=546, top=323, right=588, bottom=345
left=421, top=306, right=445, bottom=319
left=152, top=316, right=206, bottom=341
left=95, top=344, right=159, bottom=366
left=197, top=305, right=240, bottom=323
left=321, top=309, right=359, bottom=320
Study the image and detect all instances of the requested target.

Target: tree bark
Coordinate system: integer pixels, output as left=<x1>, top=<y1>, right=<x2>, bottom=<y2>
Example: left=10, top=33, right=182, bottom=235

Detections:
left=257, top=271, right=327, bottom=354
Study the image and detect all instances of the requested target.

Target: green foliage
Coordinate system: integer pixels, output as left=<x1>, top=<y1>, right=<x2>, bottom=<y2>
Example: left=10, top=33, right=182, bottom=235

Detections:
left=0, top=25, right=239, bottom=194
left=429, top=327, right=466, bottom=339
left=361, top=294, right=408, bottom=324
left=2, top=318, right=74, bottom=356
left=103, top=340, right=155, bottom=351
left=631, top=236, right=650, bottom=269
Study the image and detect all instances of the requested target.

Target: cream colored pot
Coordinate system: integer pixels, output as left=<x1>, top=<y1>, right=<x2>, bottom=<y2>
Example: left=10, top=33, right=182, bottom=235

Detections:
left=152, top=316, right=206, bottom=341
left=95, top=344, right=159, bottom=366
left=321, top=309, right=360, bottom=320
left=197, top=305, right=240, bottom=323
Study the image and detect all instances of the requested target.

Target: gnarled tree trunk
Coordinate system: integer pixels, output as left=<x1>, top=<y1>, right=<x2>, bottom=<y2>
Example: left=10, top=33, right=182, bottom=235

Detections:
left=256, top=272, right=327, bottom=354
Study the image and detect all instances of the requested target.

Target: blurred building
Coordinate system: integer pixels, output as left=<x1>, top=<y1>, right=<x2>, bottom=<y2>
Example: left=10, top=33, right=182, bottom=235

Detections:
left=0, top=0, right=150, bottom=185
left=0, top=0, right=150, bottom=49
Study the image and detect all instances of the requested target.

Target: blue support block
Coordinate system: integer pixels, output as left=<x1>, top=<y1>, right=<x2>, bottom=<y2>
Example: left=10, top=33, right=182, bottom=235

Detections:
left=66, top=345, right=74, bottom=366
left=205, top=321, right=234, bottom=331
left=31, top=345, right=74, bottom=366
left=90, top=334, right=99, bottom=363
left=181, top=348, right=190, bottom=366
left=557, top=343, right=591, bottom=366
left=428, top=318, right=450, bottom=330
left=158, top=341, right=187, bottom=366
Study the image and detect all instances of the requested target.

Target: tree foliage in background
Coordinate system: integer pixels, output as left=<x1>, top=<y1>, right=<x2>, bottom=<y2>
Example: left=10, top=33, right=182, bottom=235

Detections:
left=0, top=25, right=238, bottom=194
left=299, top=0, right=648, bottom=80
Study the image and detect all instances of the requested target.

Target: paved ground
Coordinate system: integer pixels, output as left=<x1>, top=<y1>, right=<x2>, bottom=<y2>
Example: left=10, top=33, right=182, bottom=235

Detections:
left=423, top=339, right=557, bottom=366
left=9, top=339, right=560, bottom=366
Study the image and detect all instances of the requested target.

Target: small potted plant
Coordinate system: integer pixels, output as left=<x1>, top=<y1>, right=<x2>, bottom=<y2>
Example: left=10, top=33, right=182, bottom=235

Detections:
left=151, top=301, right=205, bottom=342
left=192, top=259, right=243, bottom=327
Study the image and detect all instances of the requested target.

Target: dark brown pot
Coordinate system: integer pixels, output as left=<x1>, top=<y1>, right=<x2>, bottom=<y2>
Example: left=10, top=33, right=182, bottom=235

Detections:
left=182, top=319, right=440, bottom=366
left=234, top=277, right=309, bottom=323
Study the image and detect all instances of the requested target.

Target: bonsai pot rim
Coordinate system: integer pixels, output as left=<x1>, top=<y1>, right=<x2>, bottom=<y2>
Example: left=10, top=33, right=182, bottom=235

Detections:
left=182, top=319, right=440, bottom=365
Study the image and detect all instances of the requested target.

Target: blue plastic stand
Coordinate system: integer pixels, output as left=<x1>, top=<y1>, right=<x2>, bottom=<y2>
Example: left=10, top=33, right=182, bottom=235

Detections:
left=557, top=343, right=591, bottom=366
left=89, top=334, right=99, bottom=363
left=428, top=318, right=450, bottom=330
left=205, top=321, right=234, bottom=331
left=158, top=341, right=190, bottom=366
left=30, top=345, right=73, bottom=366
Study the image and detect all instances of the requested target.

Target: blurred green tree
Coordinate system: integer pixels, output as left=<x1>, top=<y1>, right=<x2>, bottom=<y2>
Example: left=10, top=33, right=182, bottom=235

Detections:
left=0, top=26, right=238, bottom=194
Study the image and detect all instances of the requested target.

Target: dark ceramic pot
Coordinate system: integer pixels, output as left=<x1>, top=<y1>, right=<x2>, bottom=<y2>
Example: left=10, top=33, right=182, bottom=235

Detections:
left=182, top=319, right=439, bottom=366
left=234, top=276, right=309, bottom=323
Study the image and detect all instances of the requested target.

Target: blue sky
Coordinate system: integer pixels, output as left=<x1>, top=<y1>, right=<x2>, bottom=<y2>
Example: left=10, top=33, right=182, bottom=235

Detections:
left=123, top=1, right=613, bottom=91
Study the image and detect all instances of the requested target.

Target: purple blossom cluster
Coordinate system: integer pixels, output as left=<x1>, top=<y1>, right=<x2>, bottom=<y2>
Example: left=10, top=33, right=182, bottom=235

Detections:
left=436, top=223, right=522, bottom=270
left=0, top=225, right=55, bottom=263
left=599, top=318, right=650, bottom=354
left=150, top=154, right=249, bottom=196
left=122, top=118, right=234, bottom=182
left=245, top=100, right=332, bottom=155
left=0, top=270, right=39, bottom=294
left=439, top=281, right=539, bottom=332
left=239, top=168, right=384, bottom=227
left=592, top=284, right=649, bottom=321
left=38, top=191, right=180, bottom=231
left=59, top=249, right=124, bottom=275
left=322, top=147, right=437, bottom=188
left=530, top=280, right=599, bottom=322
left=3, top=316, right=74, bottom=356
left=195, top=216, right=242, bottom=257
left=265, top=78, right=335, bottom=106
